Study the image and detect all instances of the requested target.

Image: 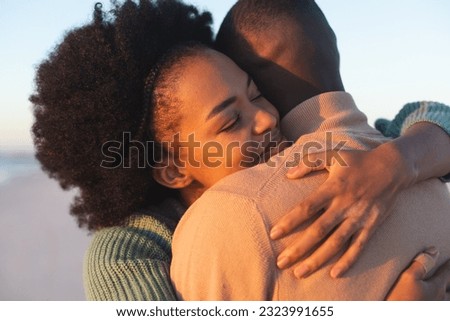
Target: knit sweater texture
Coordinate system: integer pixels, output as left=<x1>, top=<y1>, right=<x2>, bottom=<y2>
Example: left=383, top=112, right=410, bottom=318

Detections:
left=83, top=200, right=183, bottom=300
left=375, top=101, right=450, bottom=137
left=84, top=93, right=450, bottom=300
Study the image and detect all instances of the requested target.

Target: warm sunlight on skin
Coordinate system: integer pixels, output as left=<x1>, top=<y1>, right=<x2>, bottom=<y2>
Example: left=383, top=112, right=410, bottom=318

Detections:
left=167, top=49, right=287, bottom=189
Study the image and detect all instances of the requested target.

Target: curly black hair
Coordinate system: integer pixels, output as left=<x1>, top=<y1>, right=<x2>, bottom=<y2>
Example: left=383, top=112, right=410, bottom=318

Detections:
left=30, top=0, right=214, bottom=231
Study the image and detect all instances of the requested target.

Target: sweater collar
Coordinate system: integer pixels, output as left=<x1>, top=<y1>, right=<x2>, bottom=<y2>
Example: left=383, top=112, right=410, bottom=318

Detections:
left=280, top=92, right=363, bottom=141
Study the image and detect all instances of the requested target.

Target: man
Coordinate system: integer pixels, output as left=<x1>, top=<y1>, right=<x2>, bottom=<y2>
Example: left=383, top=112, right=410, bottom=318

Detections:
left=216, top=0, right=450, bottom=280
left=170, top=0, right=450, bottom=300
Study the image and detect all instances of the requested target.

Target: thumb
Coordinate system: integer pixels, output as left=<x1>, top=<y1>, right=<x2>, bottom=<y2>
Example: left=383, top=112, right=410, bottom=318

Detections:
left=406, top=247, right=439, bottom=280
left=287, top=154, right=326, bottom=179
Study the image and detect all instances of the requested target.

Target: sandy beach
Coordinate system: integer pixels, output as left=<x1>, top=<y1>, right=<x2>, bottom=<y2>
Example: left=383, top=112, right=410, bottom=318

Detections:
left=0, top=169, right=91, bottom=300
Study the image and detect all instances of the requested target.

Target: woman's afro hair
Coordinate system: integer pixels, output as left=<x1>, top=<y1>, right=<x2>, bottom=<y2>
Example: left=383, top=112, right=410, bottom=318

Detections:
left=30, top=0, right=214, bottom=231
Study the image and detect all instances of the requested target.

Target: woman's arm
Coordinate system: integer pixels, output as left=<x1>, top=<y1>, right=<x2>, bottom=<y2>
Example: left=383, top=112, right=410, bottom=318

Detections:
left=84, top=216, right=178, bottom=301
left=271, top=101, right=450, bottom=279
left=375, top=101, right=450, bottom=182
left=385, top=121, right=450, bottom=184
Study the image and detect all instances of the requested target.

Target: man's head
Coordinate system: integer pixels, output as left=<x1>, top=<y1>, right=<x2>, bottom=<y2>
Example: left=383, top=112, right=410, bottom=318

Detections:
left=216, top=0, right=344, bottom=117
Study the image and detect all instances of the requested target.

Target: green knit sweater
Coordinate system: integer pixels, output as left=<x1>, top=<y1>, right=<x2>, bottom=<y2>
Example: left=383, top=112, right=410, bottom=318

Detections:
left=83, top=100, right=450, bottom=301
left=375, top=101, right=450, bottom=182
left=83, top=201, right=183, bottom=301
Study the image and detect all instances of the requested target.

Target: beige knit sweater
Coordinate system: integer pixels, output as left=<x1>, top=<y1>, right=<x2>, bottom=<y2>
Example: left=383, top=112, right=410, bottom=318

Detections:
left=171, top=92, right=450, bottom=300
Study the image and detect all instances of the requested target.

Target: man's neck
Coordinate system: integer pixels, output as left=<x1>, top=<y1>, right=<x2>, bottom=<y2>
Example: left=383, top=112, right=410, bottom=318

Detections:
left=277, top=80, right=345, bottom=118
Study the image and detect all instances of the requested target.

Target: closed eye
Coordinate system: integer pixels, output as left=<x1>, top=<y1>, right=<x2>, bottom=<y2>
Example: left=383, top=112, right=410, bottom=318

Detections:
left=220, top=113, right=240, bottom=133
left=251, top=93, right=263, bottom=102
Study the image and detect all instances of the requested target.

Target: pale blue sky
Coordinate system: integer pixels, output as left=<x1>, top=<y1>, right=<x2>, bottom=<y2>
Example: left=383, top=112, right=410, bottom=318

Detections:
left=1, top=0, right=449, bottom=151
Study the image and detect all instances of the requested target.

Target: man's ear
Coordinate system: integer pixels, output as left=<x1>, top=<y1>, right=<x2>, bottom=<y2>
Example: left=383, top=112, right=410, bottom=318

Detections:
left=152, top=157, right=193, bottom=190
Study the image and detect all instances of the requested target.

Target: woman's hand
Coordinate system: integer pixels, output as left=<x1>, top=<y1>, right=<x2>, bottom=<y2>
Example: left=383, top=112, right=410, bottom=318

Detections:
left=271, top=142, right=416, bottom=279
left=387, top=248, right=450, bottom=300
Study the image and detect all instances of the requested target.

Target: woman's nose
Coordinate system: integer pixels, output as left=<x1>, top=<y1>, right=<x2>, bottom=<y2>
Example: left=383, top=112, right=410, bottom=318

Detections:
left=252, top=109, right=277, bottom=136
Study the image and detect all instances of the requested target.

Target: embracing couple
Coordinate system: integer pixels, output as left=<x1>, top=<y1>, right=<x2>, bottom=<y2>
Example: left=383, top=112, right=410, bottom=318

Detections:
left=31, top=0, right=450, bottom=300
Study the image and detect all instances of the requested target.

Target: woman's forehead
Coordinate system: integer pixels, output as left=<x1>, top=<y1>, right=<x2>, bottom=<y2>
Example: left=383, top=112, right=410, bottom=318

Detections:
left=176, top=50, right=247, bottom=112
left=182, top=49, right=245, bottom=83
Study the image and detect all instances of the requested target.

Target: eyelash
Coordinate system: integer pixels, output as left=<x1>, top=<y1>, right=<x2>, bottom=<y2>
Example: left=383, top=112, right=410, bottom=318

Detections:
left=219, top=84, right=260, bottom=133
left=251, top=93, right=263, bottom=102
left=221, top=113, right=240, bottom=133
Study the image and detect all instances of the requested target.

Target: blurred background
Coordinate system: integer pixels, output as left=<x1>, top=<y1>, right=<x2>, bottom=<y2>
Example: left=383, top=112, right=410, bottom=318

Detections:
left=1, top=0, right=449, bottom=300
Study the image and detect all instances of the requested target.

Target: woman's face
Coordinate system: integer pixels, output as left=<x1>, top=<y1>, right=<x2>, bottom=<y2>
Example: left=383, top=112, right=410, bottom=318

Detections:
left=168, top=49, right=286, bottom=189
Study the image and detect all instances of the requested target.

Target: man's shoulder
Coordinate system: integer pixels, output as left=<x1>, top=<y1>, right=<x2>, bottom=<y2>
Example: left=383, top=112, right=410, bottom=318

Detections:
left=206, top=148, right=296, bottom=197
left=173, top=186, right=274, bottom=252
left=180, top=145, right=313, bottom=228
left=181, top=189, right=261, bottom=227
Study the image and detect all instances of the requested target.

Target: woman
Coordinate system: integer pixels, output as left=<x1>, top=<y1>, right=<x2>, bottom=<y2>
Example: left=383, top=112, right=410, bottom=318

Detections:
left=30, top=0, right=450, bottom=300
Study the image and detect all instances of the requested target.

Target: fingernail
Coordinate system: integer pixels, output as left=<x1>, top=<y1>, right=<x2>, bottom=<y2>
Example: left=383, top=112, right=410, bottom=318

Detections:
left=330, top=266, right=343, bottom=279
left=286, top=171, right=295, bottom=179
left=294, top=264, right=310, bottom=278
left=270, top=228, right=283, bottom=239
left=277, top=257, right=290, bottom=269
left=286, top=166, right=299, bottom=177
left=424, top=247, right=439, bottom=257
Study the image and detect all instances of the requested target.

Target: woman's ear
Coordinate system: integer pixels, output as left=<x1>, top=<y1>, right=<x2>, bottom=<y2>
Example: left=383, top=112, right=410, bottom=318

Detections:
left=152, top=156, right=193, bottom=189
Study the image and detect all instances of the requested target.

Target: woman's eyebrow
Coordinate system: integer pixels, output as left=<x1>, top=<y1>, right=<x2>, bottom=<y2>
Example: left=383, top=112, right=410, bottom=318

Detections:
left=206, top=97, right=237, bottom=121
left=206, top=75, right=251, bottom=122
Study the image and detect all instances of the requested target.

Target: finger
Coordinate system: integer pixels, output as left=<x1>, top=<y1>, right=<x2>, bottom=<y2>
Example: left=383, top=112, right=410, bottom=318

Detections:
left=291, top=218, right=361, bottom=278
left=286, top=162, right=316, bottom=179
left=404, top=247, right=439, bottom=280
left=286, top=156, right=325, bottom=179
left=329, top=204, right=382, bottom=278
left=270, top=186, right=334, bottom=240
left=330, top=227, right=372, bottom=278
left=276, top=205, right=345, bottom=269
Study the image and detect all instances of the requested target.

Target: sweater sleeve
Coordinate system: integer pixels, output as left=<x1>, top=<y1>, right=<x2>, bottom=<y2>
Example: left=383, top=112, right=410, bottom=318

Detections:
left=375, top=101, right=450, bottom=138
left=375, top=101, right=450, bottom=182
left=84, top=221, right=177, bottom=301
